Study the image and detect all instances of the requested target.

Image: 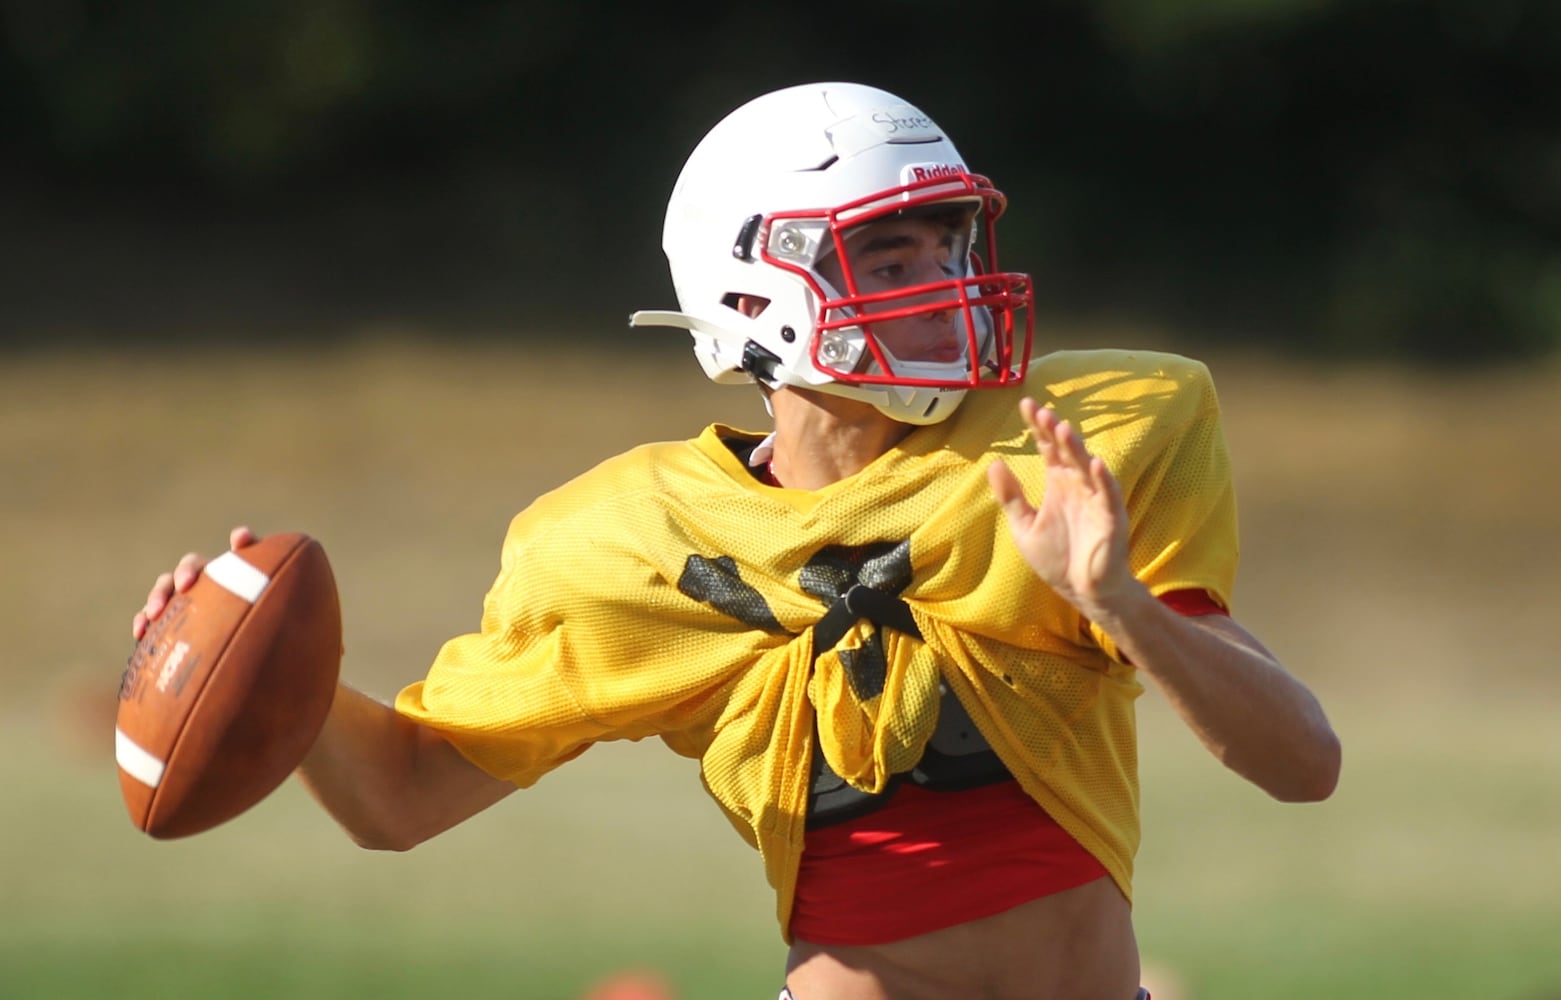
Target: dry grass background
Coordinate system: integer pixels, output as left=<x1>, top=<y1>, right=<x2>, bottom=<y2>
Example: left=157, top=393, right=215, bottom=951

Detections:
left=2, top=333, right=1558, bottom=999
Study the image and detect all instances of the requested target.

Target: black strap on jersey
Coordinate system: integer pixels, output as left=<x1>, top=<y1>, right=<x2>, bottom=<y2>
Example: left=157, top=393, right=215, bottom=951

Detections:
left=812, top=583, right=921, bottom=652
left=804, top=585, right=1014, bottom=830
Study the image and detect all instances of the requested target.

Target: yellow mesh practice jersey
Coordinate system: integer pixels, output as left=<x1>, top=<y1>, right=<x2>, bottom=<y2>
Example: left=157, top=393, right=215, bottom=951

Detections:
left=396, top=348, right=1239, bottom=939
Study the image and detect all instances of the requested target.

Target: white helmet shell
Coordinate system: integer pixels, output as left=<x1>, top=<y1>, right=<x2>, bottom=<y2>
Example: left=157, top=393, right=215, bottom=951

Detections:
left=631, top=82, right=1034, bottom=425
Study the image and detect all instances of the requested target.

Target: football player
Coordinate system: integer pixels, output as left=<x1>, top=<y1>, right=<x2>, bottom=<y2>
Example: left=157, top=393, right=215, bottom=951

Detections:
left=134, top=82, right=1340, bottom=1000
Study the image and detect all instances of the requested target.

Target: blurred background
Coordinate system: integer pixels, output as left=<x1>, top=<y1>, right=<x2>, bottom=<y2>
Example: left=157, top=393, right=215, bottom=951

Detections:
left=6, top=0, right=1561, bottom=360
left=2, top=1, right=1559, bottom=998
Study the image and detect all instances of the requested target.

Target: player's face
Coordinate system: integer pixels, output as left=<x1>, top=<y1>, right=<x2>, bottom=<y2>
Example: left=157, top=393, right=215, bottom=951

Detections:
left=815, top=213, right=968, bottom=367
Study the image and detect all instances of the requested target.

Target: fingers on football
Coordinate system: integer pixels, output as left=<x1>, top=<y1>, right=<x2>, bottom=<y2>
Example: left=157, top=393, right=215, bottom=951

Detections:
left=133, top=527, right=255, bottom=640
left=147, top=570, right=174, bottom=612
left=135, top=570, right=174, bottom=639
left=172, top=552, right=204, bottom=592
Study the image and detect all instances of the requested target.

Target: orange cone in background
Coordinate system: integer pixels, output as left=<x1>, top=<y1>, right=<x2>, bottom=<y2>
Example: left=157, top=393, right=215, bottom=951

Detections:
left=578, top=969, right=678, bottom=1000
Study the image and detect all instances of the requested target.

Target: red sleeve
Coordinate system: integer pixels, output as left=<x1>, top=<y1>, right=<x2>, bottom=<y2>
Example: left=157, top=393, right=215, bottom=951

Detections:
left=1081, top=589, right=1231, bottom=666
left=1157, top=588, right=1229, bottom=617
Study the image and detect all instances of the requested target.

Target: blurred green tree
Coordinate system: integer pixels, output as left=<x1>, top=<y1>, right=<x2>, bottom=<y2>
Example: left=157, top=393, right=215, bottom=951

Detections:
left=2, top=0, right=1556, bottom=361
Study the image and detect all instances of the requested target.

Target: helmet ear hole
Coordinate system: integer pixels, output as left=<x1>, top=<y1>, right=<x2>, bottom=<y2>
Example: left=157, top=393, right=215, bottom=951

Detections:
left=721, top=293, right=771, bottom=319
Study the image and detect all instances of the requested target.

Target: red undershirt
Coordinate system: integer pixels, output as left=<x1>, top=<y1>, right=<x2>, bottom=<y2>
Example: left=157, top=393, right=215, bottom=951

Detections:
left=789, top=588, right=1228, bottom=946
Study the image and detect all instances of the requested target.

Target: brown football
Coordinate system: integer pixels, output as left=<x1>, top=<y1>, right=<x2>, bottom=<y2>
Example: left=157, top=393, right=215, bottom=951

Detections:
left=116, top=532, right=342, bottom=839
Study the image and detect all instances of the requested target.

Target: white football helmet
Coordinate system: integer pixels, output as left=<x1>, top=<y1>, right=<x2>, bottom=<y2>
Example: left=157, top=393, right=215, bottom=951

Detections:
left=630, top=82, right=1034, bottom=425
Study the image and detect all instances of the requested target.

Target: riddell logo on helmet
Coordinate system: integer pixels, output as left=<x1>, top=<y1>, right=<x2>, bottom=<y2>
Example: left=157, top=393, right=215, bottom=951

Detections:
left=908, top=163, right=966, bottom=182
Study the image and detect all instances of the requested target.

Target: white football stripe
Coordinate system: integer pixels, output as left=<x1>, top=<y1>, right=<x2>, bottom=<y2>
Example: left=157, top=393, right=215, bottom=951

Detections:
left=115, top=727, right=166, bottom=789
left=204, top=550, right=271, bottom=603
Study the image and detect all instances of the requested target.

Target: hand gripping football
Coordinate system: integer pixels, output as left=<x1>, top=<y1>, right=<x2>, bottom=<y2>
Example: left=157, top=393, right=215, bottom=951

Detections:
left=116, top=532, right=342, bottom=839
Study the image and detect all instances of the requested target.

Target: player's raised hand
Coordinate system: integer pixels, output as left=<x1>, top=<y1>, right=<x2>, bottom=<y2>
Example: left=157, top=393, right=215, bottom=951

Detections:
left=986, top=398, right=1133, bottom=620
left=132, top=526, right=259, bottom=640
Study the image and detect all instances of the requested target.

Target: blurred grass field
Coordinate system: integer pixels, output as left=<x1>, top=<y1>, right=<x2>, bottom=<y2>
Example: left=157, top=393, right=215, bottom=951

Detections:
left=2, top=334, right=1559, bottom=1000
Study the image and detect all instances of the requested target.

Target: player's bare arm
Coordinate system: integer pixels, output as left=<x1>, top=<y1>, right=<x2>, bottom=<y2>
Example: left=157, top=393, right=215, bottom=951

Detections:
left=989, top=397, right=1341, bottom=803
left=130, top=526, right=515, bottom=851
left=294, top=683, right=516, bottom=851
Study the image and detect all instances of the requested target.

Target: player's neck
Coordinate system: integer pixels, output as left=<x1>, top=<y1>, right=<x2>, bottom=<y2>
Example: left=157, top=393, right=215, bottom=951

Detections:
left=768, top=387, right=913, bottom=490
